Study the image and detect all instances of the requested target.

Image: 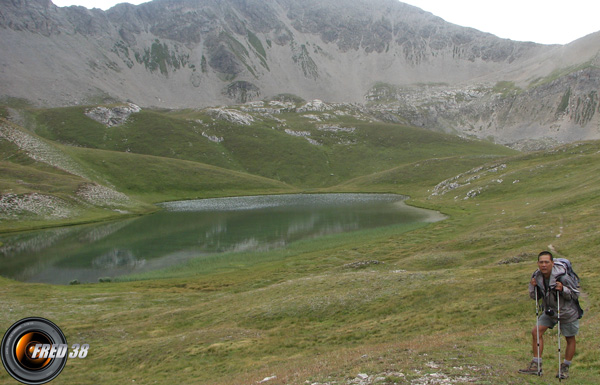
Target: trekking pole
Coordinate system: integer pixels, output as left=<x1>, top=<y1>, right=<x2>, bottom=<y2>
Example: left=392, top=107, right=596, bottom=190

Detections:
left=557, top=289, right=562, bottom=382
left=535, top=286, right=541, bottom=376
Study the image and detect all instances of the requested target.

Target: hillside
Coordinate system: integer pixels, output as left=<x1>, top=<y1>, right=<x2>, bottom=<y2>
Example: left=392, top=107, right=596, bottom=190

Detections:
left=0, top=108, right=295, bottom=232
left=0, top=100, right=516, bottom=231
left=1, top=138, right=599, bottom=384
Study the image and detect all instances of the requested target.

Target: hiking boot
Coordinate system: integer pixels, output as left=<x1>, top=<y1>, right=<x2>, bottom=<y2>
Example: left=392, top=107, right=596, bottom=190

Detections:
left=556, top=363, right=569, bottom=379
left=518, top=360, right=542, bottom=375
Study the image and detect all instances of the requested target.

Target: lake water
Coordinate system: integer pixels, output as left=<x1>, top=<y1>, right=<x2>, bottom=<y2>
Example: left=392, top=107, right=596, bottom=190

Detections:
left=0, top=194, right=443, bottom=284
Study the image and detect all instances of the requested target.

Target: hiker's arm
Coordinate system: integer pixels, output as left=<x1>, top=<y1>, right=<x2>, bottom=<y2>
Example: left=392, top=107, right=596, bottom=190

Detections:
left=528, top=271, right=542, bottom=300
left=557, top=278, right=579, bottom=300
left=528, top=277, right=537, bottom=300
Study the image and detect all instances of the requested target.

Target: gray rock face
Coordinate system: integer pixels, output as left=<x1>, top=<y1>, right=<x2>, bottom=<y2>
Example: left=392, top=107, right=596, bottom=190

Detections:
left=1, top=0, right=599, bottom=145
left=366, top=66, right=600, bottom=146
left=0, top=0, right=552, bottom=106
left=222, top=81, right=261, bottom=103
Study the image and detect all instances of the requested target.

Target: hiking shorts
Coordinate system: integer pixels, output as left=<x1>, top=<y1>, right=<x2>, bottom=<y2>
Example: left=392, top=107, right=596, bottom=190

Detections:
left=538, top=314, right=579, bottom=337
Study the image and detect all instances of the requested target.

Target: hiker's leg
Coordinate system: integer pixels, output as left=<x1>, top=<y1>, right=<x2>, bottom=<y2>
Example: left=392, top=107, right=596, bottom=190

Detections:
left=565, top=336, right=576, bottom=361
left=532, top=325, right=549, bottom=358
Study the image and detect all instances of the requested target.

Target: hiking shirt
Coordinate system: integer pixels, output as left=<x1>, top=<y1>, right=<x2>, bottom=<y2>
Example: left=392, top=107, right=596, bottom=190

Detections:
left=529, top=264, right=580, bottom=323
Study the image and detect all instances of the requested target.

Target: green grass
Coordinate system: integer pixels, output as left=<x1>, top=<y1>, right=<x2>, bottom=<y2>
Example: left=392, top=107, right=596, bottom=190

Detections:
left=247, top=30, right=269, bottom=70
left=30, top=107, right=240, bottom=170
left=64, top=145, right=295, bottom=202
left=330, top=155, right=502, bottom=196
left=1, top=105, right=600, bottom=384
left=25, top=104, right=515, bottom=189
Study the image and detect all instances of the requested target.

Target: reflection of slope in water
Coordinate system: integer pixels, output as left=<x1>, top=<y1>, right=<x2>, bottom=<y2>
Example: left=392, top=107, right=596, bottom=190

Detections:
left=286, top=214, right=359, bottom=241
left=200, top=220, right=228, bottom=251
left=1, top=227, right=79, bottom=282
left=229, top=238, right=287, bottom=253
left=0, top=218, right=138, bottom=281
left=0, top=227, right=73, bottom=257
left=92, top=249, right=146, bottom=269
left=0, top=218, right=135, bottom=257
left=77, top=219, right=134, bottom=243
left=231, top=238, right=259, bottom=252
left=28, top=241, right=289, bottom=284
left=198, top=233, right=287, bottom=254
left=315, top=222, right=359, bottom=237
left=286, top=214, right=320, bottom=237
left=27, top=248, right=207, bottom=284
left=205, top=221, right=227, bottom=238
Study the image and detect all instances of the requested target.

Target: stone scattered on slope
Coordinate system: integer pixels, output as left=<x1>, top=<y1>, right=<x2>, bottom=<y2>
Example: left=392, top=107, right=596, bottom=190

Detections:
left=84, top=103, right=141, bottom=127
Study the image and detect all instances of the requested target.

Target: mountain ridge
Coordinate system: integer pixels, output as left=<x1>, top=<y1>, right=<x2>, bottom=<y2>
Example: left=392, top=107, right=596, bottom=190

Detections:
left=0, top=0, right=554, bottom=106
left=1, top=0, right=599, bottom=145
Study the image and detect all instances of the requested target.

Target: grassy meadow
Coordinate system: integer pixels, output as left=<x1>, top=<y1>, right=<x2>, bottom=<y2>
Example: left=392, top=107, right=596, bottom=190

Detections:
left=1, top=103, right=599, bottom=384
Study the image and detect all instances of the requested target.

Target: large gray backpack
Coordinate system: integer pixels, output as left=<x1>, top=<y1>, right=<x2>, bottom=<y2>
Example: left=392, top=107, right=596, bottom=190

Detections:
left=554, top=258, right=584, bottom=319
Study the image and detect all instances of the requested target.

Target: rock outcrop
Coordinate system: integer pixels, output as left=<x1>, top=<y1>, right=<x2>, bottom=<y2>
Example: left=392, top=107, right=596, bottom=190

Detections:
left=84, top=103, right=141, bottom=126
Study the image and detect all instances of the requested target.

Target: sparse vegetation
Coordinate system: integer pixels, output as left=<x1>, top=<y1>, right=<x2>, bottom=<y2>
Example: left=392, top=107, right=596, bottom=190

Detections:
left=291, top=42, right=319, bottom=79
left=134, top=39, right=190, bottom=76
left=573, top=91, right=598, bottom=126
left=201, top=55, right=208, bottom=73
left=269, top=93, right=305, bottom=104
left=365, top=82, right=400, bottom=103
left=557, top=87, right=572, bottom=115
left=0, top=97, right=33, bottom=109
left=247, top=30, right=268, bottom=67
left=221, top=31, right=257, bottom=77
left=528, top=62, right=596, bottom=89
left=493, top=81, right=522, bottom=97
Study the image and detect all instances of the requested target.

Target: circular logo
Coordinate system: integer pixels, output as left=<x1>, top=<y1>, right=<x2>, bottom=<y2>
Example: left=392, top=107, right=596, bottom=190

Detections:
left=1, top=318, right=68, bottom=385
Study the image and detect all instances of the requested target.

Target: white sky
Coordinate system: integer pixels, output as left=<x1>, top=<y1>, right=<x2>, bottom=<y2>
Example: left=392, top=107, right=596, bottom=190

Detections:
left=51, top=0, right=600, bottom=45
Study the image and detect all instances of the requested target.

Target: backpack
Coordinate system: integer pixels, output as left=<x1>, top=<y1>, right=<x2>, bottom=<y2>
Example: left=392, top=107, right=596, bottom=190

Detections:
left=554, top=257, right=584, bottom=319
left=554, top=258, right=581, bottom=286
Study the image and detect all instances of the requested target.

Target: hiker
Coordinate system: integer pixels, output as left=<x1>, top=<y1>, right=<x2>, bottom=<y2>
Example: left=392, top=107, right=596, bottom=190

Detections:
left=519, top=251, right=581, bottom=379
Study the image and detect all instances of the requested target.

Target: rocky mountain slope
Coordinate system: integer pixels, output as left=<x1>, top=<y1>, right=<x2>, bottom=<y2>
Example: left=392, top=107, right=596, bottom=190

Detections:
left=367, top=65, right=600, bottom=149
left=0, top=0, right=552, bottom=106
left=1, top=0, right=600, bottom=146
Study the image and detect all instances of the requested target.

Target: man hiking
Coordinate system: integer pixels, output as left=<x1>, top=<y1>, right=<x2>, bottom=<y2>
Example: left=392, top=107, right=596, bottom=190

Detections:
left=519, top=251, right=580, bottom=379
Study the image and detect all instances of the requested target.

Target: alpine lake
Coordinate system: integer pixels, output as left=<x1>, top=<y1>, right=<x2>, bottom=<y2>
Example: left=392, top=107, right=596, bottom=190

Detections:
left=0, top=194, right=444, bottom=284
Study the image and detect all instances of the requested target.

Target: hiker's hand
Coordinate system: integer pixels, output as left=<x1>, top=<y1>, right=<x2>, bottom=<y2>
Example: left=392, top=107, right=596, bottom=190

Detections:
left=556, top=281, right=563, bottom=292
left=530, top=278, right=536, bottom=286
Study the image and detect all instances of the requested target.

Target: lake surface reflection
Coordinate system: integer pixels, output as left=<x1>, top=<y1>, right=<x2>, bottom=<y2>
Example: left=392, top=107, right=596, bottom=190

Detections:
left=0, top=194, right=443, bottom=284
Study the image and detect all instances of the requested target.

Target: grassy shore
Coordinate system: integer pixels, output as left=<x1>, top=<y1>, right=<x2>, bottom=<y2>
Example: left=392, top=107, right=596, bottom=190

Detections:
left=1, top=105, right=599, bottom=384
